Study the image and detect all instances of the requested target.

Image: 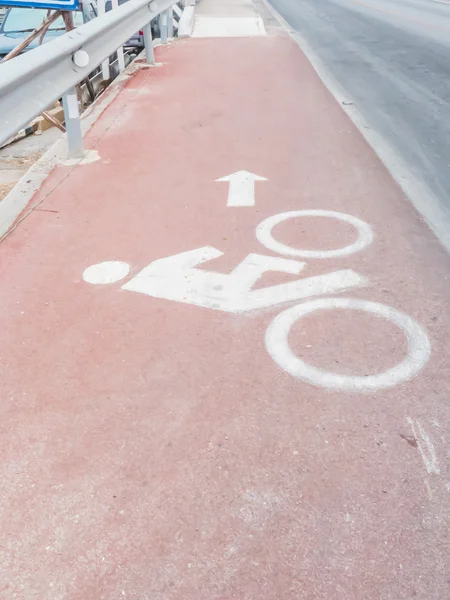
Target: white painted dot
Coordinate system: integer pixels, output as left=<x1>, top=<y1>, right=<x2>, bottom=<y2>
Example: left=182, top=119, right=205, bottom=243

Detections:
left=256, top=210, right=374, bottom=258
left=83, top=261, right=130, bottom=285
left=265, top=297, right=431, bottom=392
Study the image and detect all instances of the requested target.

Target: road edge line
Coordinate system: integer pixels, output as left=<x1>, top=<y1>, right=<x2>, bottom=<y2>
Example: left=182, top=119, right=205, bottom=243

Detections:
left=258, top=0, right=450, bottom=257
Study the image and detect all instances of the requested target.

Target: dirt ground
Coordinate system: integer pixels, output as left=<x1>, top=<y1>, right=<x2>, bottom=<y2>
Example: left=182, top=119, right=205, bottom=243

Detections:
left=0, top=129, right=61, bottom=202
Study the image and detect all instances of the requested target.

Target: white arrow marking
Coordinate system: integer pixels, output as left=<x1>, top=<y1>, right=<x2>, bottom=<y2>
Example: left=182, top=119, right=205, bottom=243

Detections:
left=121, top=247, right=367, bottom=313
left=216, top=170, right=267, bottom=207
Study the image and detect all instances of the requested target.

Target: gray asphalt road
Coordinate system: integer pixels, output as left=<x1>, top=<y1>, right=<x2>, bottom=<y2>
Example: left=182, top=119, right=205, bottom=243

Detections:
left=267, top=0, right=450, bottom=245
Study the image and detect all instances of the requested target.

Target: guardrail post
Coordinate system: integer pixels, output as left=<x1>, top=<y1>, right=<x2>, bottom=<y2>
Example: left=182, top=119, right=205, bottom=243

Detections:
left=62, top=87, right=84, bottom=159
left=143, top=23, right=155, bottom=64
left=112, top=0, right=126, bottom=71
left=97, top=0, right=110, bottom=80
left=160, top=10, right=168, bottom=44
left=167, top=6, right=174, bottom=38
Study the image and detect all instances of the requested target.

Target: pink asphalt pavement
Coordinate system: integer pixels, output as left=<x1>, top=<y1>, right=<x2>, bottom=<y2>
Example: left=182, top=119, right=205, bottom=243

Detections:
left=1, top=30, right=450, bottom=600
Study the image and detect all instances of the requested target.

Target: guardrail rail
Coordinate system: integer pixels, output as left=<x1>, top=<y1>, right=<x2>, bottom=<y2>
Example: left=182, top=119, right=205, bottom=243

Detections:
left=0, top=0, right=178, bottom=156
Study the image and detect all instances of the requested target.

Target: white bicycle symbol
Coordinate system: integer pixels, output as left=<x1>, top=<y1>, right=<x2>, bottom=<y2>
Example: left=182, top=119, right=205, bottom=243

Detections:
left=83, top=210, right=431, bottom=393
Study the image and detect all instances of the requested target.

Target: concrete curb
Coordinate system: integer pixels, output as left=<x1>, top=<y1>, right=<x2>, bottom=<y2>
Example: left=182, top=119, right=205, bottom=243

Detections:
left=178, top=5, right=196, bottom=38
left=0, top=50, right=164, bottom=241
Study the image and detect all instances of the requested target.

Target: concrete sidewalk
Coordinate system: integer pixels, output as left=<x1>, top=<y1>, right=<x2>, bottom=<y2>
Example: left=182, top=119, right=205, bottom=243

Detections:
left=192, top=0, right=266, bottom=36
left=1, top=2, right=450, bottom=599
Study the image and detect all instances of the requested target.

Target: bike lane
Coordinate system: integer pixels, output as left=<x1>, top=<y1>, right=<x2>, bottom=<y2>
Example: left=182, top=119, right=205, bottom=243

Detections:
left=1, top=29, right=450, bottom=600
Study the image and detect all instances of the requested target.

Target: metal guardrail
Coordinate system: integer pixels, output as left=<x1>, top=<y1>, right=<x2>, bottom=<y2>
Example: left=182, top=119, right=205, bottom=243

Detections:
left=0, top=0, right=177, bottom=155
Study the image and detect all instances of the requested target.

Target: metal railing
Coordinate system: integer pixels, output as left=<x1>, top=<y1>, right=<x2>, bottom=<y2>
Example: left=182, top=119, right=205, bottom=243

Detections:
left=0, top=0, right=177, bottom=156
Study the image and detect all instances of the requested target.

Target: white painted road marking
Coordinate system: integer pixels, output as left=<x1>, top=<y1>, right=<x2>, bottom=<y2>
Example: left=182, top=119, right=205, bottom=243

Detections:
left=83, top=261, right=130, bottom=284
left=407, top=418, right=440, bottom=475
left=120, top=248, right=367, bottom=313
left=256, top=210, right=374, bottom=258
left=216, top=171, right=267, bottom=207
left=82, top=210, right=431, bottom=391
left=265, top=298, right=431, bottom=392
